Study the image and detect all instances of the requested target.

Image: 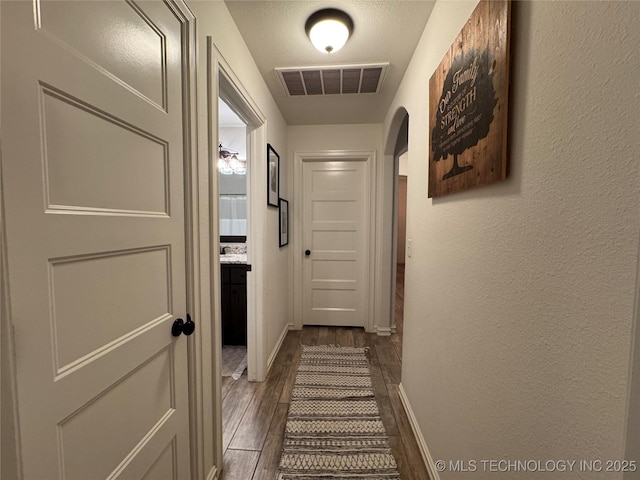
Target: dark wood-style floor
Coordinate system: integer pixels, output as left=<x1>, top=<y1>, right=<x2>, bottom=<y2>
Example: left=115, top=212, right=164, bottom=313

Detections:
left=219, top=264, right=429, bottom=480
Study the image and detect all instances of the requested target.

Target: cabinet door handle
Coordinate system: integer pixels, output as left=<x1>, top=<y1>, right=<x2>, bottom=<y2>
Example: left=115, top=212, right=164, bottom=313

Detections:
left=305, top=250, right=311, bottom=256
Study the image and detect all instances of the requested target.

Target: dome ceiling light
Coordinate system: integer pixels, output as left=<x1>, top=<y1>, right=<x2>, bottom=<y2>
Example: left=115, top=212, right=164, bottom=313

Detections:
left=305, top=8, right=354, bottom=54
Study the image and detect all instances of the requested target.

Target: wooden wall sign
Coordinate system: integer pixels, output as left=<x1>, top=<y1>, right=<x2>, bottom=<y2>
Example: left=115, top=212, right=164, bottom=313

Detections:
left=428, top=0, right=511, bottom=198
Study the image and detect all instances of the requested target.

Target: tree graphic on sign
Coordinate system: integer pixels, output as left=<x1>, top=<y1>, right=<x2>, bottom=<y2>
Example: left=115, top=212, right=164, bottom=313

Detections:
left=431, top=46, right=497, bottom=180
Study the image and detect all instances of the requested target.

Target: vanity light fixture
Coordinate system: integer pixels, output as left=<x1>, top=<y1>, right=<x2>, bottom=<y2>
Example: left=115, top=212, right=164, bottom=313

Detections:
left=218, top=144, right=246, bottom=175
left=305, top=8, right=353, bottom=54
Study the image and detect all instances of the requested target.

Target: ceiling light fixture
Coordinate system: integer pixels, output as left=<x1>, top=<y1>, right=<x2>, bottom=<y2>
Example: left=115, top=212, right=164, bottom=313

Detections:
left=305, top=8, right=353, bottom=54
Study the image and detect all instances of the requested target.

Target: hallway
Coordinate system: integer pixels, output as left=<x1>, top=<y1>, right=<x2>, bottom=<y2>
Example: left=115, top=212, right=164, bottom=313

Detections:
left=219, top=324, right=428, bottom=480
left=1, top=2, right=637, bottom=478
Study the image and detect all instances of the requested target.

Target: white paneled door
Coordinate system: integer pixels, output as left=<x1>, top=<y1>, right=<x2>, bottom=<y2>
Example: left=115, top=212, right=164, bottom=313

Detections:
left=2, top=1, right=192, bottom=478
left=302, top=159, right=370, bottom=327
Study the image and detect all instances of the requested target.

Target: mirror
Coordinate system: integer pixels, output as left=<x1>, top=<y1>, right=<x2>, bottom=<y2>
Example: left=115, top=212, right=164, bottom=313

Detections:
left=219, top=99, right=247, bottom=236
left=219, top=176, right=246, bottom=236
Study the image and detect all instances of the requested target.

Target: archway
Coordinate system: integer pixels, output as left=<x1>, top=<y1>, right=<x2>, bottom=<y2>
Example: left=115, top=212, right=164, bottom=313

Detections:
left=383, top=108, right=409, bottom=357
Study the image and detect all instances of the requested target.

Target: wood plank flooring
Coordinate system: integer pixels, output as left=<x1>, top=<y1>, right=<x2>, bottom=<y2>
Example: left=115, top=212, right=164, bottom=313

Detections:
left=218, top=263, right=426, bottom=479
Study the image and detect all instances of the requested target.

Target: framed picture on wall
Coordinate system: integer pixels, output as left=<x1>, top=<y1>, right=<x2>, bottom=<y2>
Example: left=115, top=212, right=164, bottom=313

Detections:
left=279, top=198, right=289, bottom=247
left=428, top=0, right=511, bottom=197
left=267, top=144, right=279, bottom=207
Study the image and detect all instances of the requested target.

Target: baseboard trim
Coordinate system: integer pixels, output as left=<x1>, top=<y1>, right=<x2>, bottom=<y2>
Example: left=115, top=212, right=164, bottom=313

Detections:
left=376, top=326, right=392, bottom=337
left=266, top=322, right=292, bottom=373
left=398, top=383, right=440, bottom=480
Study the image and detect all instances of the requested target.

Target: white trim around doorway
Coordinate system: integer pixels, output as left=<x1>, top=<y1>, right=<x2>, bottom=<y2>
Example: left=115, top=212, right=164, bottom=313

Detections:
left=202, top=38, right=268, bottom=475
left=210, top=43, right=268, bottom=384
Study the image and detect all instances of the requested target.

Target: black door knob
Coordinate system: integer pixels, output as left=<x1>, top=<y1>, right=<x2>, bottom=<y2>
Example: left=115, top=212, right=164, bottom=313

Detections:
left=183, top=314, right=195, bottom=336
left=172, top=315, right=196, bottom=337
left=172, top=318, right=184, bottom=337
left=305, top=250, right=311, bottom=256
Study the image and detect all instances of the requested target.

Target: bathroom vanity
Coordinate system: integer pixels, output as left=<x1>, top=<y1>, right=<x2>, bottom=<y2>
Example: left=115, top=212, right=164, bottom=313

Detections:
left=220, top=242, right=247, bottom=346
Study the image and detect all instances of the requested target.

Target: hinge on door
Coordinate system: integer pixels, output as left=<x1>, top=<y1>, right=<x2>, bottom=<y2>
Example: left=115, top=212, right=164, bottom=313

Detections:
left=246, top=264, right=252, bottom=272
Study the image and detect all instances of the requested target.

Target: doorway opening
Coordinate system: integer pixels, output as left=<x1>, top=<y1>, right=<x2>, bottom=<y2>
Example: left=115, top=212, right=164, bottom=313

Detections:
left=392, top=153, right=408, bottom=357
left=390, top=113, right=409, bottom=358
left=218, top=98, right=249, bottom=385
left=214, top=60, right=268, bottom=458
left=213, top=53, right=269, bottom=389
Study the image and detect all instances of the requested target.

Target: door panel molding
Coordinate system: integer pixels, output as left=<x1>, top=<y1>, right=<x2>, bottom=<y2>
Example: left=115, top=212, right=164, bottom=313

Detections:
left=0, top=1, right=203, bottom=478
left=293, top=150, right=377, bottom=333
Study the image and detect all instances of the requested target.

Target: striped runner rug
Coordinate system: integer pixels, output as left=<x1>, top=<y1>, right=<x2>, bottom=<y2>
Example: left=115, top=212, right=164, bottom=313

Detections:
left=277, top=345, right=401, bottom=480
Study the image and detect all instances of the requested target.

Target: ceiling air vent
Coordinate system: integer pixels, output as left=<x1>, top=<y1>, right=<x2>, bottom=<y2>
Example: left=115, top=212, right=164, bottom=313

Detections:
left=276, top=63, right=388, bottom=97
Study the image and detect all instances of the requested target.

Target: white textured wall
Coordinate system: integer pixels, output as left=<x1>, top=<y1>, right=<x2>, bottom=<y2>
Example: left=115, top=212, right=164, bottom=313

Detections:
left=383, top=1, right=640, bottom=478
left=288, top=124, right=383, bottom=153
left=219, top=126, right=247, bottom=159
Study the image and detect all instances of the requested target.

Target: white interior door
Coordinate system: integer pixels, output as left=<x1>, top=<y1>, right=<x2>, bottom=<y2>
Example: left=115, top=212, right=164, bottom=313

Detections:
left=302, top=159, right=370, bottom=327
left=2, top=1, right=192, bottom=478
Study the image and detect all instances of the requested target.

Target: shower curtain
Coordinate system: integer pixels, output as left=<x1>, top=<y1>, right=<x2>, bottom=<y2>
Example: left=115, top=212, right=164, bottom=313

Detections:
left=219, top=195, right=247, bottom=235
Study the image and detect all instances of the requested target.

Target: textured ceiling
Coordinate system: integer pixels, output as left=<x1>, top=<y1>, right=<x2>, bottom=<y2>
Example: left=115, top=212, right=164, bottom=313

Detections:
left=224, top=0, right=436, bottom=125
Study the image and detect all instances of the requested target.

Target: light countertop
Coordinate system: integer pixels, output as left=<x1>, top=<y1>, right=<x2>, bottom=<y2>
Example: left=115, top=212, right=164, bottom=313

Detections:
left=220, top=253, right=247, bottom=264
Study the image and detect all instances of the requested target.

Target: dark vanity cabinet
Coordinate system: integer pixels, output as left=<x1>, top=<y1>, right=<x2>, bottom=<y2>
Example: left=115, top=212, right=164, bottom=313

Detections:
left=221, top=264, right=247, bottom=345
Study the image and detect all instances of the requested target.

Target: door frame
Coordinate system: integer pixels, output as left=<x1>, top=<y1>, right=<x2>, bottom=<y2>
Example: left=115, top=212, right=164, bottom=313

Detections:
left=203, top=37, right=268, bottom=459
left=390, top=148, right=409, bottom=333
left=1, top=76, right=22, bottom=479
left=208, top=41, right=267, bottom=383
left=293, top=150, right=377, bottom=333
left=170, top=4, right=212, bottom=478
left=386, top=111, right=409, bottom=336
left=0, top=4, right=21, bottom=477
left=624, top=235, right=640, bottom=478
